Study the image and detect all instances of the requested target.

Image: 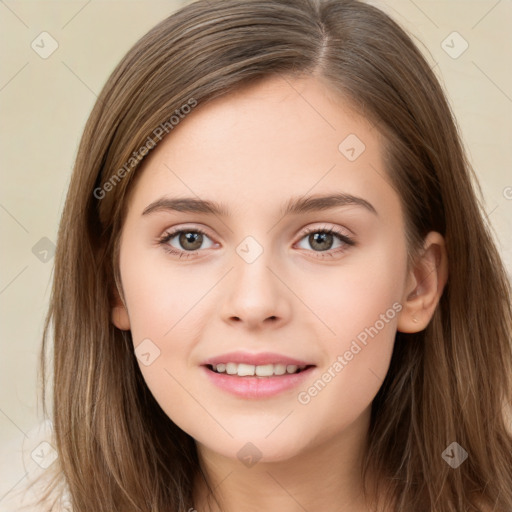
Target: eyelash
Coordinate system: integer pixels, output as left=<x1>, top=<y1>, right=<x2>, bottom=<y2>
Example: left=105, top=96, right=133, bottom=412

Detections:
left=157, top=225, right=355, bottom=260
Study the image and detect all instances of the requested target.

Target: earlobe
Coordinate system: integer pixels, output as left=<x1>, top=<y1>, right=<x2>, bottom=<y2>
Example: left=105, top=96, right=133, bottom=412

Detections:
left=112, top=305, right=131, bottom=331
left=111, top=280, right=131, bottom=330
left=397, top=231, right=448, bottom=333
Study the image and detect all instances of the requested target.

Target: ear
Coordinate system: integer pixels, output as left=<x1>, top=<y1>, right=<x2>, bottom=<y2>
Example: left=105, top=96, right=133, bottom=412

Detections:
left=111, top=287, right=131, bottom=331
left=397, top=231, right=448, bottom=333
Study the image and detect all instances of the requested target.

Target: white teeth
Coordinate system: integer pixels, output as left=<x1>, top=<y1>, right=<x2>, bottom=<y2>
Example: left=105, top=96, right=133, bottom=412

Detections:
left=211, top=362, right=307, bottom=377
left=237, top=363, right=255, bottom=376
left=255, top=364, right=274, bottom=377
left=226, top=362, right=237, bottom=375
left=274, top=364, right=287, bottom=375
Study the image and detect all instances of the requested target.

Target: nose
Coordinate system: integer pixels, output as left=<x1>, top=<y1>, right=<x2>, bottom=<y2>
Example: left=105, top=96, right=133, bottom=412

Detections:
left=220, top=251, right=291, bottom=330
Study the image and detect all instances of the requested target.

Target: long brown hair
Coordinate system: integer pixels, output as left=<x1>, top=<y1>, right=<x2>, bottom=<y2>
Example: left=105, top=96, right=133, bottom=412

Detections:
left=36, top=0, right=512, bottom=510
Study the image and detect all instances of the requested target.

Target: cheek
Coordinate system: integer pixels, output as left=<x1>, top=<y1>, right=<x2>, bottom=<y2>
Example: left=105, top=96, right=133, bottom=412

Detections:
left=120, top=244, right=208, bottom=342
left=301, top=236, right=406, bottom=347
left=294, top=266, right=403, bottom=443
left=119, top=247, right=216, bottom=431
left=293, top=238, right=405, bottom=412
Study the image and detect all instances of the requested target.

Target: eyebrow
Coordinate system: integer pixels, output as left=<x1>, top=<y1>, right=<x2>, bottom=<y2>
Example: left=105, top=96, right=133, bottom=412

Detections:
left=142, top=193, right=378, bottom=218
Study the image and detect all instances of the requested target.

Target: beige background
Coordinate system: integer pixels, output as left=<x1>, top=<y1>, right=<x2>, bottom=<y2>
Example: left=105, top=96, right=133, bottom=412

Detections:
left=0, top=0, right=511, bottom=505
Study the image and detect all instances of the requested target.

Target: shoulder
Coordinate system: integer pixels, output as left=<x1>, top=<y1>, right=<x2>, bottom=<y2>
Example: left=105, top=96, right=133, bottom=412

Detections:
left=0, top=420, right=72, bottom=512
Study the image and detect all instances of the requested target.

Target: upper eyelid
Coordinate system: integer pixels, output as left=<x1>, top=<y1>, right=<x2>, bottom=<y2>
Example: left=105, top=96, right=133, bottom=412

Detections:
left=162, top=224, right=213, bottom=240
left=301, top=223, right=354, bottom=236
left=161, top=223, right=352, bottom=238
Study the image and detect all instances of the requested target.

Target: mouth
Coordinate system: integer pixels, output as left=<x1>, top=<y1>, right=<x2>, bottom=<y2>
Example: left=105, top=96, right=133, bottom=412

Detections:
left=202, top=362, right=316, bottom=398
left=200, top=351, right=317, bottom=397
left=205, top=362, right=315, bottom=377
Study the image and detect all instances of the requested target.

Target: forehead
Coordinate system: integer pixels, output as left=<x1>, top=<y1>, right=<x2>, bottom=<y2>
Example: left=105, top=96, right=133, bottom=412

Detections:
left=127, top=75, right=398, bottom=221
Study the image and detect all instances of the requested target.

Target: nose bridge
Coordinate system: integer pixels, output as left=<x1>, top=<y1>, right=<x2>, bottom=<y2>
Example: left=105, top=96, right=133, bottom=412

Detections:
left=221, top=235, right=290, bottom=326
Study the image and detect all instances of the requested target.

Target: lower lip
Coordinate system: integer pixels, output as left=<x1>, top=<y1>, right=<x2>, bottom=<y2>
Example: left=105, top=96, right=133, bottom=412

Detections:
left=201, top=365, right=316, bottom=399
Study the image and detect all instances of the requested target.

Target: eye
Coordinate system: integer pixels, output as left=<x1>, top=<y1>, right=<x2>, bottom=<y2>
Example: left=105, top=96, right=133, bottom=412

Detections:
left=295, top=225, right=355, bottom=258
left=158, top=227, right=215, bottom=258
left=157, top=224, right=355, bottom=260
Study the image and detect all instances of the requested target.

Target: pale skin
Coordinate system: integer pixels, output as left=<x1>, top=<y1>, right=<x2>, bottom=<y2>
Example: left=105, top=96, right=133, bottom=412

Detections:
left=112, top=75, right=448, bottom=511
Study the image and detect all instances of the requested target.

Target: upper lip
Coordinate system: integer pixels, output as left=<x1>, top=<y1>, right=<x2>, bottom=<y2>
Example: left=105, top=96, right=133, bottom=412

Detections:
left=202, top=351, right=315, bottom=367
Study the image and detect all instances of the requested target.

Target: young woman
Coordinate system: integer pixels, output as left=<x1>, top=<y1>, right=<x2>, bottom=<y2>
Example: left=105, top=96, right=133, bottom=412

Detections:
left=9, top=0, right=512, bottom=510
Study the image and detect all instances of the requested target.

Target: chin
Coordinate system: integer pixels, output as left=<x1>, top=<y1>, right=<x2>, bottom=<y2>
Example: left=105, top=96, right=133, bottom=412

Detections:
left=193, top=428, right=309, bottom=464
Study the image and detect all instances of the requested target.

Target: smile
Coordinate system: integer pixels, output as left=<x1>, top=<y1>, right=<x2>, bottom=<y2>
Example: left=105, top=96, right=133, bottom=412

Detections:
left=207, top=362, right=311, bottom=377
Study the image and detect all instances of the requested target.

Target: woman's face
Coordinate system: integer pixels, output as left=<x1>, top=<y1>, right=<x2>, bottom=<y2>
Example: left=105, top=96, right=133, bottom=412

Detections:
left=114, top=75, right=413, bottom=463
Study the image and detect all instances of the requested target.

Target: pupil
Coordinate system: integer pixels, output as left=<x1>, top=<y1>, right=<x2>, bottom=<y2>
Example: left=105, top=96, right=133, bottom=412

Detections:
left=180, top=232, right=202, bottom=250
left=310, top=232, right=332, bottom=251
